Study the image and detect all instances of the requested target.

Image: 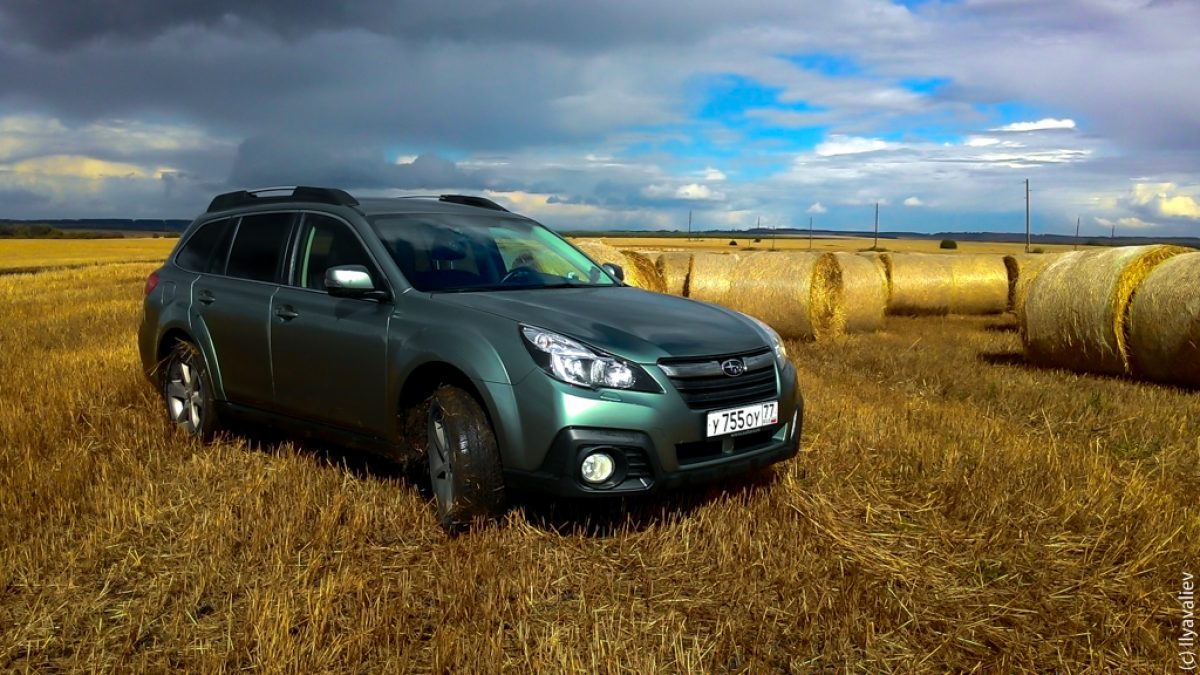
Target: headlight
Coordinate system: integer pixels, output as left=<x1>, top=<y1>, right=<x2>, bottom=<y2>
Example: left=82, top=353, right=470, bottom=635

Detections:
left=745, top=315, right=787, bottom=362
left=520, top=325, right=660, bottom=392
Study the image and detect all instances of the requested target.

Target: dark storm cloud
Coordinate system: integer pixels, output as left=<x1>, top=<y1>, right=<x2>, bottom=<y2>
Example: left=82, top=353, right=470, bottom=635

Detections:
left=0, top=186, right=50, bottom=209
left=0, top=0, right=809, bottom=52
left=0, top=0, right=372, bottom=50
left=0, top=26, right=650, bottom=152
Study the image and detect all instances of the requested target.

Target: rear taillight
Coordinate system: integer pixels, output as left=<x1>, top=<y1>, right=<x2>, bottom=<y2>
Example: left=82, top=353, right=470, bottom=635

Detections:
left=144, top=269, right=161, bottom=297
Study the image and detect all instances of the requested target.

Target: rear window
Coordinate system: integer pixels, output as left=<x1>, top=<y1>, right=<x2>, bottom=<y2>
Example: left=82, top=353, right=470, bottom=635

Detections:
left=225, top=213, right=295, bottom=283
left=176, top=218, right=234, bottom=274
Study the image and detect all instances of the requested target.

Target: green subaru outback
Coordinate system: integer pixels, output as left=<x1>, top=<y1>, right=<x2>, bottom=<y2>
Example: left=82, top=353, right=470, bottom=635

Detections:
left=138, top=187, right=803, bottom=529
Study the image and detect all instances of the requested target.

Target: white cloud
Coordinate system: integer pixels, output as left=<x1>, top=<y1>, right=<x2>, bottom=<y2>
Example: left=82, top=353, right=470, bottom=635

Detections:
left=675, top=183, right=723, bottom=200
left=702, top=166, right=726, bottom=181
left=642, top=182, right=724, bottom=201
left=964, top=136, right=1000, bottom=147
left=1128, top=182, right=1200, bottom=219
left=806, top=201, right=827, bottom=214
left=814, top=135, right=896, bottom=157
left=903, top=196, right=924, bottom=207
left=993, top=118, right=1077, bottom=132
left=1118, top=216, right=1153, bottom=228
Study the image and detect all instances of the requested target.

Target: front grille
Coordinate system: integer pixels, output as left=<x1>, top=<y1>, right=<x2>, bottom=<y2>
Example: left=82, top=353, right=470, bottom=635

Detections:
left=675, top=426, right=779, bottom=465
left=659, top=348, right=778, bottom=411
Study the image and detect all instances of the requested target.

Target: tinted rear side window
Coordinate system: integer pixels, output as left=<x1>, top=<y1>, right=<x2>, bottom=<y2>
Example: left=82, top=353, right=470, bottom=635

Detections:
left=226, top=213, right=294, bottom=283
left=176, top=218, right=234, bottom=274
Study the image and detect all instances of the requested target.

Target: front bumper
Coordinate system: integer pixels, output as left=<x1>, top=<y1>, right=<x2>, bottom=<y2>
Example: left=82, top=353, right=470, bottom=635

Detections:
left=493, top=361, right=804, bottom=497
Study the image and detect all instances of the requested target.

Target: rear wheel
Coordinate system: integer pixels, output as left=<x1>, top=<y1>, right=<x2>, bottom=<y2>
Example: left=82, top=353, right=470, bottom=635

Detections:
left=162, top=341, right=219, bottom=440
left=426, top=385, right=506, bottom=530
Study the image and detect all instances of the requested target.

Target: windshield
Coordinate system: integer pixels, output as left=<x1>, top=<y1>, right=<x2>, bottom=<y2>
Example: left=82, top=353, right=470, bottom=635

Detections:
left=369, top=213, right=620, bottom=292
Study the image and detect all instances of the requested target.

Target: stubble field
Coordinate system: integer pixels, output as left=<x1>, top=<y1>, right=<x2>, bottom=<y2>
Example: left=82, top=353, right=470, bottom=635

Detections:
left=0, top=244, right=1196, bottom=672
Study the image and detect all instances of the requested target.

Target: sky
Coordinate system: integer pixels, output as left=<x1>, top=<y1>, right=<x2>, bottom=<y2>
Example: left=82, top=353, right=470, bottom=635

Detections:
left=0, top=0, right=1198, bottom=236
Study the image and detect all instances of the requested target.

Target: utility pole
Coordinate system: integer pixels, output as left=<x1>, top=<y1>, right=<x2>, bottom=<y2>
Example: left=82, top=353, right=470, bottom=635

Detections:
left=1024, top=179, right=1031, bottom=253
left=873, top=202, right=879, bottom=250
left=808, top=216, right=813, bottom=250
left=687, top=210, right=692, bottom=242
left=1073, top=216, right=1080, bottom=251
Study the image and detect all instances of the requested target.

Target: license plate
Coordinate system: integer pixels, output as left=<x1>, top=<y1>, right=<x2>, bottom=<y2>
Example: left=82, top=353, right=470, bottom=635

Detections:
left=706, top=401, right=778, bottom=438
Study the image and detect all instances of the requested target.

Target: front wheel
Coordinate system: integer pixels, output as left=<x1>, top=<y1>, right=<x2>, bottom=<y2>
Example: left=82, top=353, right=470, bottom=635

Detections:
left=162, top=341, right=220, bottom=440
left=426, top=385, right=506, bottom=530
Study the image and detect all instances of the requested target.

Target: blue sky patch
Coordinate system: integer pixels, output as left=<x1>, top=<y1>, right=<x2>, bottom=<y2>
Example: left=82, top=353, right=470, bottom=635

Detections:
left=786, top=52, right=866, bottom=78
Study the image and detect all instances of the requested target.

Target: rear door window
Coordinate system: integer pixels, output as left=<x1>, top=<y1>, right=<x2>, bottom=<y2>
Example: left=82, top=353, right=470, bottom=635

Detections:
left=176, top=218, right=235, bottom=274
left=225, top=212, right=295, bottom=283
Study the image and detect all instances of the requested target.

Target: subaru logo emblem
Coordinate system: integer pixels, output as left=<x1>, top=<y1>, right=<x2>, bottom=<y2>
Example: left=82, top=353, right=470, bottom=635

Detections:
left=720, top=358, right=746, bottom=377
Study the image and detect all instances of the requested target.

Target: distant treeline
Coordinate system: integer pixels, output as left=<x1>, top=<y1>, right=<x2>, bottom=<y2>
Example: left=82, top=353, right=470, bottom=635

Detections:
left=0, top=218, right=190, bottom=233
left=0, top=224, right=129, bottom=239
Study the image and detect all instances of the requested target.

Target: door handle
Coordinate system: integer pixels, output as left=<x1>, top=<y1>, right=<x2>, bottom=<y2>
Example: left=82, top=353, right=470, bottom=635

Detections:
left=197, top=290, right=215, bottom=305
left=275, top=306, right=299, bottom=321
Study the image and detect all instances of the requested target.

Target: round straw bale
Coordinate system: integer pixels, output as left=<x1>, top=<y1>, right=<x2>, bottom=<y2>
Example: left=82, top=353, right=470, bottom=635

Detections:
left=1021, top=244, right=1189, bottom=375
left=572, top=239, right=663, bottom=290
left=947, top=254, right=1009, bottom=315
left=722, top=251, right=844, bottom=340
left=833, top=252, right=886, bottom=333
left=618, top=249, right=667, bottom=292
left=1127, top=251, right=1200, bottom=387
left=881, top=253, right=952, bottom=316
left=570, top=238, right=624, bottom=268
left=858, top=251, right=892, bottom=300
left=688, top=252, right=740, bottom=303
left=655, top=251, right=693, bottom=296
left=1004, top=253, right=1061, bottom=314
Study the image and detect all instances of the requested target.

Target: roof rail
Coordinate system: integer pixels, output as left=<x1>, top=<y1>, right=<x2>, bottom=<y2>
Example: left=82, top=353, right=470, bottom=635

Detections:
left=395, top=194, right=509, bottom=212
left=438, top=194, right=509, bottom=212
left=206, top=186, right=359, bottom=213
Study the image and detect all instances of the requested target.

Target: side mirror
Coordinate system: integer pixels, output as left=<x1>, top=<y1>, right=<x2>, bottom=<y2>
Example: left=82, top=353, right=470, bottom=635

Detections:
left=602, top=262, right=625, bottom=282
left=325, top=265, right=388, bottom=300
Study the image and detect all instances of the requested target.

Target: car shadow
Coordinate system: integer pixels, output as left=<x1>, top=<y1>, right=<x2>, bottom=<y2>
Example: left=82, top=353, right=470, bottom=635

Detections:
left=509, top=467, right=783, bottom=537
left=223, top=421, right=786, bottom=537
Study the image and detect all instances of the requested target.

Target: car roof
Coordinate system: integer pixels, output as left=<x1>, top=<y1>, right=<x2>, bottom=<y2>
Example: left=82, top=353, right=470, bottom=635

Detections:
left=203, top=186, right=522, bottom=220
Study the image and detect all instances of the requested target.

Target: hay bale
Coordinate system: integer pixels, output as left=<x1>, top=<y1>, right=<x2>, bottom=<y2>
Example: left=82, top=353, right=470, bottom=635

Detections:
left=655, top=251, right=693, bottom=296
left=947, top=254, right=1009, bottom=315
left=833, top=252, right=886, bottom=333
left=722, top=251, right=844, bottom=340
left=1004, top=253, right=1061, bottom=314
left=859, top=251, right=892, bottom=300
left=570, top=239, right=665, bottom=291
left=570, top=239, right=624, bottom=268
left=688, top=252, right=740, bottom=303
left=1128, top=251, right=1200, bottom=387
left=881, top=253, right=953, bottom=316
left=618, top=249, right=667, bottom=293
left=1021, top=244, right=1189, bottom=375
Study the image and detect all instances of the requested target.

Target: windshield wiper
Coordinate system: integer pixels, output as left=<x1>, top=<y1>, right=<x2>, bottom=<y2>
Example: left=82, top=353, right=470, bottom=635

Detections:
left=433, top=281, right=611, bottom=293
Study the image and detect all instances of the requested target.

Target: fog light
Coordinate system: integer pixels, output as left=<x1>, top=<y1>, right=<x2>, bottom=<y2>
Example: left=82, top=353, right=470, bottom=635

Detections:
left=580, top=451, right=616, bottom=484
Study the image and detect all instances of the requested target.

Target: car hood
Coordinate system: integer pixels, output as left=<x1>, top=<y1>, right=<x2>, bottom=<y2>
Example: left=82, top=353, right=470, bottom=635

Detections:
left=432, top=286, right=767, bottom=362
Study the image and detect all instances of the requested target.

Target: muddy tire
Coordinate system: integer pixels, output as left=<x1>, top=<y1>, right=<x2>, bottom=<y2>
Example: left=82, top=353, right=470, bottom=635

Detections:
left=425, top=385, right=506, bottom=530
